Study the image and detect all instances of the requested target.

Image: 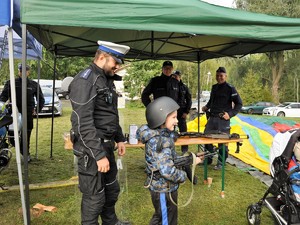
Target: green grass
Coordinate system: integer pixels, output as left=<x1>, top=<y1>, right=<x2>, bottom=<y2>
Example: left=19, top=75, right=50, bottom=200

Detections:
left=0, top=104, right=281, bottom=225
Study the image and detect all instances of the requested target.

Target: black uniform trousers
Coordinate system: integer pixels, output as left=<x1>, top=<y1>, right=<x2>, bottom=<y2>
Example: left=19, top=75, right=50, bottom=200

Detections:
left=149, top=190, right=178, bottom=225
left=204, top=116, right=230, bottom=165
left=78, top=144, right=120, bottom=225
left=177, top=112, right=188, bottom=153
left=9, top=115, right=33, bottom=156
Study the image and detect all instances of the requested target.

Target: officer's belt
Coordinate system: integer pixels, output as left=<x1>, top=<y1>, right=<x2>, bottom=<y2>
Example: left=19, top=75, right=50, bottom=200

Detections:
left=209, top=112, right=222, bottom=117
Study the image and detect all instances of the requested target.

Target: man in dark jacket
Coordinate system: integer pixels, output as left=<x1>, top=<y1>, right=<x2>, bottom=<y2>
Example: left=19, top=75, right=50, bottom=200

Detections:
left=202, top=66, right=242, bottom=170
left=69, top=40, right=131, bottom=225
left=0, top=64, right=45, bottom=162
left=141, top=61, right=180, bottom=107
left=172, top=70, right=192, bottom=153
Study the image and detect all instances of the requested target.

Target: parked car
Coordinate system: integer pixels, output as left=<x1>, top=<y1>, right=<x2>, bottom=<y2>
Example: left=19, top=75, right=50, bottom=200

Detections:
left=189, top=98, right=209, bottom=120
left=190, top=98, right=209, bottom=112
left=56, top=89, right=70, bottom=100
left=272, top=102, right=300, bottom=117
left=37, top=87, right=63, bottom=116
left=262, top=105, right=280, bottom=116
left=240, top=102, right=276, bottom=115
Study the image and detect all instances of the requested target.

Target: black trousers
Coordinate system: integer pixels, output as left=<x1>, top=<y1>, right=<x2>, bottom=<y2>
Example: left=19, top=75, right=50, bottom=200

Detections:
left=149, top=190, right=178, bottom=225
left=204, top=117, right=230, bottom=164
left=78, top=149, right=120, bottom=225
left=177, top=114, right=188, bottom=153
left=9, top=115, right=33, bottom=155
left=9, top=129, right=32, bottom=155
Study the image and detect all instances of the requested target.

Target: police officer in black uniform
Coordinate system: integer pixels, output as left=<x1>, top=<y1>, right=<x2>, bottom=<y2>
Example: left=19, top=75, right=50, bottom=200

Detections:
left=172, top=70, right=197, bottom=184
left=202, top=67, right=242, bottom=170
left=69, top=41, right=131, bottom=225
left=0, top=63, right=45, bottom=162
left=141, top=61, right=180, bottom=107
left=172, top=70, right=192, bottom=153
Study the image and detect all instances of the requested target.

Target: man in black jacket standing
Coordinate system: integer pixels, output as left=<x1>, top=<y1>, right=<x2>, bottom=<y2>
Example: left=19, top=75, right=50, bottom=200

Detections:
left=172, top=70, right=192, bottom=153
left=202, top=67, right=242, bottom=170
left=0, top=64, right=45, bottom=162
left=141, top=61, right=180, bottom=107
left=69, top=40, right=131, bottom=225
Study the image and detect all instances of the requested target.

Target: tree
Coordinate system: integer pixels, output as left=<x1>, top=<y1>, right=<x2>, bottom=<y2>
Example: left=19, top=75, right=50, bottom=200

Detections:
left=123, top=60, right=162, bottom=99
left=0, top=49, right=92, bottom=85
left=238, top=70, right=267, bottom=105
left=235, top=0, right=300, bottom=103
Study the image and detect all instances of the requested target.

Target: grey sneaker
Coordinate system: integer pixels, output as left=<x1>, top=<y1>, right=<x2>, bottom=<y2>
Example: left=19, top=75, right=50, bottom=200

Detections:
left=213, top=164, right=222, bottom=170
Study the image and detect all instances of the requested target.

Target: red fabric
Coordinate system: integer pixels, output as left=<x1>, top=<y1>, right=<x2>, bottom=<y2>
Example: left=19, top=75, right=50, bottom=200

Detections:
left=288, top=158, right=297, bottom=170
left=273, top=122, right=292, bottom=132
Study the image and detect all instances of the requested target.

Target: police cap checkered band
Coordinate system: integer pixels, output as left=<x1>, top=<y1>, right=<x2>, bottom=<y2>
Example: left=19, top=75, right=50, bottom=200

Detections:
left=97, top=40, right=130, bottom=64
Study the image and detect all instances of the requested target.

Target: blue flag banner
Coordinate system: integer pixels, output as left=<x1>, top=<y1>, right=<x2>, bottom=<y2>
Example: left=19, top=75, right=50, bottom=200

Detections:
left=0, top=0, right=12, bottom=26
left=0, top=27, right=41, bottom=60
left=12, top=0, right=43, bottom=59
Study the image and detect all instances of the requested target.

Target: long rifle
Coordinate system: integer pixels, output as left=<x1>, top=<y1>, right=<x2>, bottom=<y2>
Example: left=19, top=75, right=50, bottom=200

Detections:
left=176, top=131, right=249, bottom=153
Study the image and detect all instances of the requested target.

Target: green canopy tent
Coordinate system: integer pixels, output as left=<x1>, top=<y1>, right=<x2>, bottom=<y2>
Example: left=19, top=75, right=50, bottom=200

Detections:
left=17, top=1, right=300, bottom=224
left=19, top=0, right=300, bottom=158
left=20, top=0, right=300, bottom=62
left=19, top=0, right=300, bottom=159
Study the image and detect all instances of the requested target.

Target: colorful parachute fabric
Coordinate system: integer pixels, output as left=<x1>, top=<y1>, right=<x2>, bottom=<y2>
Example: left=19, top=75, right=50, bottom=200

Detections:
left=187, top=114, right=300, bottom=175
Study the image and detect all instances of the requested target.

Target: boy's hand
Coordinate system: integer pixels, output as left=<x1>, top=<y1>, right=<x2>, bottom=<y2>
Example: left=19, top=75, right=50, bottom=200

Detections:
left=195, top=152, right=205, bottom=164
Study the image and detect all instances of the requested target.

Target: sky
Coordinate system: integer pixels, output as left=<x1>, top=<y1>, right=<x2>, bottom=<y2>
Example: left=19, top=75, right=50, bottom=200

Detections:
left=201, top=0, right=235, bottom=8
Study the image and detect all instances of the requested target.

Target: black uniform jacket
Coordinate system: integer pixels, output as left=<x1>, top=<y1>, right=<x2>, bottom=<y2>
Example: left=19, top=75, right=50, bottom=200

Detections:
left=0, top=77, right=45, bottom=130
left=177, top=80, right=192, bottom=115
left=206, top=82, right=242, bottom=118
left=69, top=63, right=125, bottom=161
left=141, top=73, right=180, bottom=106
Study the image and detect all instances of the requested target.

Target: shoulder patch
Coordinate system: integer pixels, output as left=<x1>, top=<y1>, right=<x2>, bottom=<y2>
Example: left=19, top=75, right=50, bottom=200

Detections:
left=80, top=69, right=92, bottom=79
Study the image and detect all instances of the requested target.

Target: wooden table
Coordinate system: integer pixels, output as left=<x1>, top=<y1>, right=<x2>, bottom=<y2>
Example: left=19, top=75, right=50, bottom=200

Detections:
left=125, top=137, right=243, bottom=197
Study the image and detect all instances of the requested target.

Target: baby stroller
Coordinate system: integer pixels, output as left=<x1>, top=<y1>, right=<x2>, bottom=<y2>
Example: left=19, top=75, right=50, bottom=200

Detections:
left=247, top=128, right=300, bottom=225
left=0, top=102, right=22, bottom=189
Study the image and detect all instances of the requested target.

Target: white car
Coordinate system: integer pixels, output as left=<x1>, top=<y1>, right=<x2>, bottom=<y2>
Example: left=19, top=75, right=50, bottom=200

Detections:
left=264, top=102, right=300, bottom=117
left=37, top=87, right=63, bottom=116
left=262, top=105, right=280, bottom=116
left=191, top=98, right=209, bottom=112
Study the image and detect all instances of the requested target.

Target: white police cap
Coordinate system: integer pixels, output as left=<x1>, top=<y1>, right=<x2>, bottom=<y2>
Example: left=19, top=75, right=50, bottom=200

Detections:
left=97, top=40, right=130, bottom=64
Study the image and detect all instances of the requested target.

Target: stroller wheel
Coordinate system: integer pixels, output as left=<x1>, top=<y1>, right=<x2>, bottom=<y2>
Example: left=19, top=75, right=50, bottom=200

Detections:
left=247, top=204, right=261, bottom=225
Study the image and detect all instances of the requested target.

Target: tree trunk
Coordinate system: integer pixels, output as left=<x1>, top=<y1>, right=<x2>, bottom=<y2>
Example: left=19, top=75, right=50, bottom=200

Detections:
left=267, top=51, right=284, bottom=104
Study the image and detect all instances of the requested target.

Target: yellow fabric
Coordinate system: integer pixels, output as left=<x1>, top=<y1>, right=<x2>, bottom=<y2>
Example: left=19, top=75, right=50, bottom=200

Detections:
left=187, top=116, right=271, bottom=175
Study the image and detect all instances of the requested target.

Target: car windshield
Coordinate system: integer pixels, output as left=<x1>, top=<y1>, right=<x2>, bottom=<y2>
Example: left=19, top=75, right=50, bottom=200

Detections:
left=42, top=88, right=53, bottom=97
left=278, top=103, right=291, bottom=107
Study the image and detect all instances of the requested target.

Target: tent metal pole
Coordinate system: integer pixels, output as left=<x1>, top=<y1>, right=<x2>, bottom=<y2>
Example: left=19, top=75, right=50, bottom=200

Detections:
left=151, top=31, right=154, bottom=57
left=35, top=59, right=41, bottom=159
left=8, top=27, right=28, bottom=225
left=50, top=54, right=57, bottom=158
left=22, top=23, right=31, bottom=225
left=197, top=52, right=200, bottom=133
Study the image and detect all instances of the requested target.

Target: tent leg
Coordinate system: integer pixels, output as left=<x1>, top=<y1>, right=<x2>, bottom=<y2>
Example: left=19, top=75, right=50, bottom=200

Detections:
left=35, top=59, right=41, bottom=159
left=22, top=23, right=31, bottom=225
left=8, top=26, right=28, bottom=225
left=50, top=55, right=57, bottom=158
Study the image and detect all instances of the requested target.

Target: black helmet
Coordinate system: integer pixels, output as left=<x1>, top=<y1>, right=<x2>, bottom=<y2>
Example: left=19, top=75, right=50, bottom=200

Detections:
left=146, top=96, right=179, bottom=129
